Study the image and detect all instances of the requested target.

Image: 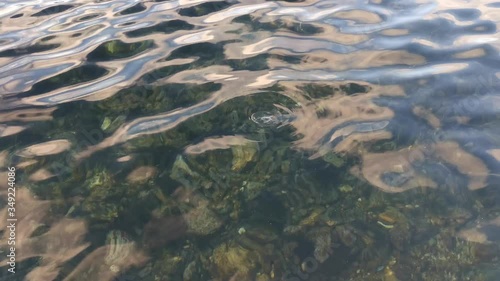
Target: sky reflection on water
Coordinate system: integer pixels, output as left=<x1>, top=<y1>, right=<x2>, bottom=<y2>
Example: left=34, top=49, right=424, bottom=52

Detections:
left=1, top=0, right=500, bottom=280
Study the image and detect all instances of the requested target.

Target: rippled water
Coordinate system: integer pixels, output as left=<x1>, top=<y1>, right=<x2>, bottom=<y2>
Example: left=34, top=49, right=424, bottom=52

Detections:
left=1, top=0, right=500, bottom=280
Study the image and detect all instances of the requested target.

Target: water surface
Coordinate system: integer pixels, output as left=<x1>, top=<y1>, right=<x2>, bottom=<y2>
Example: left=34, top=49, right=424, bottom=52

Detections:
left=1, top=0, right=500, bottom=280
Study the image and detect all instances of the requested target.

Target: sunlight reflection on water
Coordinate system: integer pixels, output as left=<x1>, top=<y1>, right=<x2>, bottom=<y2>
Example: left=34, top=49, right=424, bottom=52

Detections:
left=1, top=0, right=500, bottom=280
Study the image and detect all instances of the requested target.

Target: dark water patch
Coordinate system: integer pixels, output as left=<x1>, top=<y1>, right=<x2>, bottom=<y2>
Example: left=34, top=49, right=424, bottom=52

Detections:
left=368, top=139, right=399, bottom=153
left=299, top=84, right=337, bottom=99
left=87, top=39, right=154, bottom=61
left=341, top=83, right=371, bottom=96
left=486, top=2, right=500, bottom=8
left=77, top=13, right=103, bottom=22
left=179, top=2, right=233, bottom=17
left=124, top=19, right=195, bottom=37
left=168, top=42, right=225, bottom=64
left=0, top=43, right=60, bottom=57
left=116, top=21, right=138, bottom=27
left=40, top=35, right=57, bottom=42
left=244, top=191, right=287, bottom=230
left=20, top=65, right=108, bottom=98
left=234, top=14, right=323, bottom=35
left=297, top=82, right=371, bottom=101
left=117, top=3, right=147, bottom=16
left=138, top=44, right=230, bottom=83
left=464, top=20, right=497, bottom=34
left=276, top=54, right=305, bottom=65
left=226, top=54, right=269, bottom=71
left=443, top=9, right=481, bottom=21
left=139, top=65, right=189, bottom=84
left=32, top=5, right=75, bottom=17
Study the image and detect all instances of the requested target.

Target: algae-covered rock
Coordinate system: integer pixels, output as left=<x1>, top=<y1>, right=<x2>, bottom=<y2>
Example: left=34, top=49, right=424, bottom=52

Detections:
left=87, top=168, right=114, bottom=190
left=184, top=205, right=223, bottom=236
left=81, top=169, right=120, bottom=221
left=210, top=243, right=259, bottom=281
left=183, top=260, right=197, bottom=281
left=309, top=227, right=334, bottom=263
left=170, top=155, right=204, bottom=189
left=102, top=40, right=152, bottom=57
left=382, top=207, right=411, bottom=251
left=322, top=151, right=345, bottom=168
left=256, top=273, right=272, bottom=281
left=101, top=115, right=126, bottom=133
left=101, top=117, right=112, bottom=131
left=231, top=142, right=258, bottom=171
left=241, top=181, right=265, bottom=201
left=339, top=184, right=354, bottom=193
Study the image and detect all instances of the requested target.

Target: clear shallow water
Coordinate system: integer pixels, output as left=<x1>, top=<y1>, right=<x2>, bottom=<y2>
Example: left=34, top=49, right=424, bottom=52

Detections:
left=0, top=0, right=500, bottom=280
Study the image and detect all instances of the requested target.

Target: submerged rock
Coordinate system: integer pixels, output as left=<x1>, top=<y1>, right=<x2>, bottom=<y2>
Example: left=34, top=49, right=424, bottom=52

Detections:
left=183, top=260, right=198, bottom=281
left=458, top=215, right=500, bottom=244
left=126, top=166, right=157, bottom=184
left=101, top=115, right=126, bottom=133
left=309, top=227, right=334, bottom=263
left=322, top=151, right=345, bottom=167
left=184, top=205, right=223, bottom=236
left=231, top=142, right=258, bottom=171
left=143, top=215, right=187, bottom=249
left=211, top=243, right=258, bottom=281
